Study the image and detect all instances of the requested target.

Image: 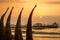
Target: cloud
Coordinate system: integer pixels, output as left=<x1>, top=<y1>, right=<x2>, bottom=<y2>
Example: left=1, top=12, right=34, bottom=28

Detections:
left=46, top=1, right=60, bottom=4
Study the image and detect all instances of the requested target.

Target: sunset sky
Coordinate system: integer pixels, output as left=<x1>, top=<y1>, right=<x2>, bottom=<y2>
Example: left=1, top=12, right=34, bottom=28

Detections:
left=0, top=0, right=60, bottom=25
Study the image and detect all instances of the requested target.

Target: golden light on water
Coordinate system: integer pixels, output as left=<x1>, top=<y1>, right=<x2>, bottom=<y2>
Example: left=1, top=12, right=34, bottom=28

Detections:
left=11, top=28, right=60, bottom=40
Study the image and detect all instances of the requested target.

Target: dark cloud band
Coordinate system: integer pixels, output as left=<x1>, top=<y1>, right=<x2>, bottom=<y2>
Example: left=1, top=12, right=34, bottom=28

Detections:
left=46, top=1, right=60, bottom=4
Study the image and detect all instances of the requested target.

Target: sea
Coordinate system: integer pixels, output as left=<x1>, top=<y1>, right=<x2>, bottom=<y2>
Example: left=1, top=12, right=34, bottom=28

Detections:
left=11, top=27, right=60, bottom=40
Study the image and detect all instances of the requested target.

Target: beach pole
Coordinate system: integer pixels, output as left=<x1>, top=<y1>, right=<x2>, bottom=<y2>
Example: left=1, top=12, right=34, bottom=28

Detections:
left=0, top=7, right=9, bottom=40
left=26, top=5, right=36, bottom=40
left=5, top=7, right=14, bottom=40
left=15, top=8, right=23, bottom=40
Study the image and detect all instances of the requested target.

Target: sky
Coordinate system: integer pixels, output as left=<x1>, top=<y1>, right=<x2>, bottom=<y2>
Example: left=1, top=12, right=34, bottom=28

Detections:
left=0, top=0, right=60, bottom=25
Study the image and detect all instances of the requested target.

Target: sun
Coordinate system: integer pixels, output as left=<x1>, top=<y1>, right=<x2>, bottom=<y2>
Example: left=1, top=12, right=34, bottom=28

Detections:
left=40, top=16, right=43, bottom=19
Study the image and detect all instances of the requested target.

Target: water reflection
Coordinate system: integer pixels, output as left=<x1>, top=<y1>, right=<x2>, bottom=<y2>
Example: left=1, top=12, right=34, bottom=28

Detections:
left=11, top=28, right=60, bottom=40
